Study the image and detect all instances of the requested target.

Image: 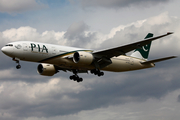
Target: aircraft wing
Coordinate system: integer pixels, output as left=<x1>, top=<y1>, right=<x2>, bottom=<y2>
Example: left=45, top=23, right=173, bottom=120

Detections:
left=93, top=32, right=173, bottom=58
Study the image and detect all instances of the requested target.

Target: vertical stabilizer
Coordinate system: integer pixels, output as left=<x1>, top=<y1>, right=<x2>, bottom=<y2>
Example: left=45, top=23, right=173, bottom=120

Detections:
left=131, top=33, right=153, bottom=60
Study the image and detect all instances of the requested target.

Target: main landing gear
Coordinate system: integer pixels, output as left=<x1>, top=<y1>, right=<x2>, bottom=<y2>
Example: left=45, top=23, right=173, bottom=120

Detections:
left=69, top=75, right=83, bottom=83
left=90, top=69, right=104, bottom=77
left=69, top=69, right=104, bottom=83
left=69, top=70, right=83, bottom=83
left=13, top=58, right=21, bottom=69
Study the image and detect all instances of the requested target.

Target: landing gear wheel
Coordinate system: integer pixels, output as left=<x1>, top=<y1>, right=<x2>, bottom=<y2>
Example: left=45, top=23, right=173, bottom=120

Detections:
left=100, top=72, right=104, bottom=76
left=69, top=75, right=83, bottom=82
left=77, top=78, right=83, bottom=82
left=16, top=65, right=21, bottom=69
left=70, top=76, right=73, bottom=80
left=91, top=69, right=104, bottom=77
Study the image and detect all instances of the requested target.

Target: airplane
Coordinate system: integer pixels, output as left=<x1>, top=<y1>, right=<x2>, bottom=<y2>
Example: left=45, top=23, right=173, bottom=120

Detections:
left=1, top=32, right=177, bottom=82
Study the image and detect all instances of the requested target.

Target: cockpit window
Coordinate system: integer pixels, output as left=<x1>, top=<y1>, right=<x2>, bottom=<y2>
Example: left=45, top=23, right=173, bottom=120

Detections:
left=5, top=44, right=13, bottom=47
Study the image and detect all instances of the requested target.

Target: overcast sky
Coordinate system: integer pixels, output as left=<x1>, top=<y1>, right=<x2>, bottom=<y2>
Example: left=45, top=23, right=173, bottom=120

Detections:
left=0, top=0, right=180, bottom=120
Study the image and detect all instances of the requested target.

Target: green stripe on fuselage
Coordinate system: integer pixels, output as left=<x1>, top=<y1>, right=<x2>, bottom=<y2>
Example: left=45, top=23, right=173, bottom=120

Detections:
left=39, top=50, right=92, bottom=63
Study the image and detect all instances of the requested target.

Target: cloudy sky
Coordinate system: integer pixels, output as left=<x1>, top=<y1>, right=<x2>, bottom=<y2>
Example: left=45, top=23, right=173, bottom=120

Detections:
left=0, top=0, right=180, bottom=120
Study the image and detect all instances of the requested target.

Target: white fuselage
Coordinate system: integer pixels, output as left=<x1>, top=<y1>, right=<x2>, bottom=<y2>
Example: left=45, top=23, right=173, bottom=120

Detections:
left=1, top=41, right=155, bottom=72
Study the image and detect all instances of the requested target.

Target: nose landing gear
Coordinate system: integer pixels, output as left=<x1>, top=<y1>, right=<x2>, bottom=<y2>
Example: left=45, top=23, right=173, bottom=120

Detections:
left=16, top=64, right=21, bottom=69
left=13, top=58, right=21, bottom=69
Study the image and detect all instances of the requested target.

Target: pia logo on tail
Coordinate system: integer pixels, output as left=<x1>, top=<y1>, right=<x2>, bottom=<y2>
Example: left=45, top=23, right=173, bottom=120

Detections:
left=142, top=45, right=149, bottom=52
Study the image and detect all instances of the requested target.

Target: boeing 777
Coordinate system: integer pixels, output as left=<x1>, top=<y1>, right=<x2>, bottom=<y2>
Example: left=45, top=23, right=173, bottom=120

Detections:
left=1, top=32, right=176, bottom=82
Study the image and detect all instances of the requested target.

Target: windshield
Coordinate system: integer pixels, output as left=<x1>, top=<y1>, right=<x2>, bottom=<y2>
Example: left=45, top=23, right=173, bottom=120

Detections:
left=5, top=44, right=13, bottom=47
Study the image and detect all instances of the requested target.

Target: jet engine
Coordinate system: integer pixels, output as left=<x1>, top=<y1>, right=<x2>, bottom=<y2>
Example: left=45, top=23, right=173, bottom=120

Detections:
left=73, top=51, right=94, bottom=65
left=37, top=63, right=57, bottom=76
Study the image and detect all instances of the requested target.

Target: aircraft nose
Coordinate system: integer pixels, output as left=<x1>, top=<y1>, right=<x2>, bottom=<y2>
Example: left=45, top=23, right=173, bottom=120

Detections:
left=1, top=47, right=13, bottom=56
left=1, top=47, right=6, bottom=53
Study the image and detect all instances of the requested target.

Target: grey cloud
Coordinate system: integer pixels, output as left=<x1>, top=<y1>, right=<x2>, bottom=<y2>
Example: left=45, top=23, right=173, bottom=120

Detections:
left=99, top=13, right=180, bottom=58
left=65, top=21, right=89, bottom=40
left=0, top=0, right=47, bottom=14
left=0, top=62, right=179, bottom=120
left=178, top=95, right=180, bottom=102
left=64, top=21, right=97, bottom=48
left=72, top=0, right=170, bottom=9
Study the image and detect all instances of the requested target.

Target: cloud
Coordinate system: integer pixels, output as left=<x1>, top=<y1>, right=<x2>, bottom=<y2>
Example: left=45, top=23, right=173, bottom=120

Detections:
left=0, top=67, right=179, bottom=120
left=0, top=0, right=47, bottom=14
left=71, top=0, right=171, bottom=9
left=0, top=25, right=97, bottom=49
left=0, top=77, right=92, bottom=119
left=76, top=89, right=180, bottom=120
left=1, top=26, right=66, bottom=45
left=99, top=12, right=180, bottom=57
left=2, top=12, right=179, bottom=51
left=178, top=95, right=180, bottom=102
left=64, top=21, right=98, bottom=48
left=65, top=21, right=89, bottom=39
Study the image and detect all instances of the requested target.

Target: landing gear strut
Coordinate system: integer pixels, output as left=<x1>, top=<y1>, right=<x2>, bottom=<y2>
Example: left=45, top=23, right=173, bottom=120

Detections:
left=69, top=70, right=83, bottom=83
left=13, top=58, right=21, bottom=69
left=90, top=69, right=104, bottom=77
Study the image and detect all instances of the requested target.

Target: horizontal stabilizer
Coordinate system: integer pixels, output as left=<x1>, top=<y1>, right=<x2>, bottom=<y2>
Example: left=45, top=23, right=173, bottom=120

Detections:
left=141, top=56, right=177, bottom=64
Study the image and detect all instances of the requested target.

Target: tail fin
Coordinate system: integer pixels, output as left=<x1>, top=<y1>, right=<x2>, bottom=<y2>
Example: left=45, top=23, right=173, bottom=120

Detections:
left=131, top=33, right=153, bottom=60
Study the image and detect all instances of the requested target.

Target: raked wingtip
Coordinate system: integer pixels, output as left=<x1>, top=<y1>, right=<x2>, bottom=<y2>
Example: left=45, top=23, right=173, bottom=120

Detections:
left=167, top=32, right=174, bottom=35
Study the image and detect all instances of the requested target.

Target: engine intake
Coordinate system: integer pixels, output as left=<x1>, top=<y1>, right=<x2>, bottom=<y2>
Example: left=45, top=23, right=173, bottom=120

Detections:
left=37, top=63, right=57, bottom=76
left=73, top=51, right=94, bottom=65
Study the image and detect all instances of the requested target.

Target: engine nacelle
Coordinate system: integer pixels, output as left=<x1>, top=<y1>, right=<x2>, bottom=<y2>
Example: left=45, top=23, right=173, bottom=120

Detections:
left=73, top=51, right=94, bottom=65
left=37, top=63, right=57, bottom=76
